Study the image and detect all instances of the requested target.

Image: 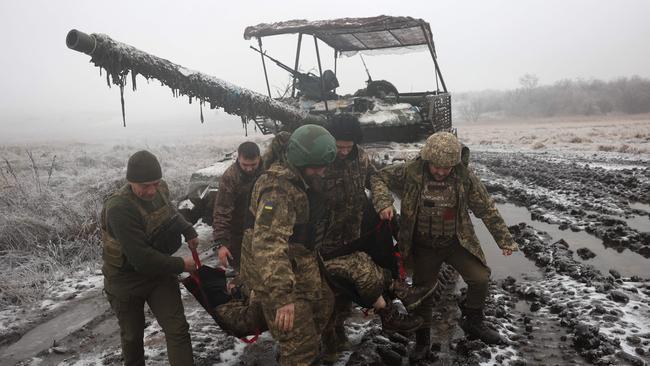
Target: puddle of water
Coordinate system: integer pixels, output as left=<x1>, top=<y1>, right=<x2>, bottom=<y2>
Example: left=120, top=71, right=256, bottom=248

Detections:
left=630, top=202, right=650, bottom=213
left=626, top=215, right=650, bottom=233
left=472, top=214, right=542, bottom=281
left=494, top=203, right=650, bottom=278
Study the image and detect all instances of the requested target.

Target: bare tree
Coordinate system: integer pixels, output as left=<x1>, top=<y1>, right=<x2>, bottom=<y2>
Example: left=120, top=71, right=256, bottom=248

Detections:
left=519, top=73, right=539, bottom=90
left=458, top=98, right=484, bottom=122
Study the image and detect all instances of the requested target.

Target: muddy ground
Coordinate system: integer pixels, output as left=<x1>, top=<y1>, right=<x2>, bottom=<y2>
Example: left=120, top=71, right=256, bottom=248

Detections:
left=0, top=117, right=648, bottom=365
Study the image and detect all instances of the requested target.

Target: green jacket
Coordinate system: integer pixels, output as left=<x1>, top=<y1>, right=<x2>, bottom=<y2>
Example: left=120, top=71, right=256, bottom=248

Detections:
left=370, top=147, right=518, bottom=266
left=101, top=180, right=197, bottom=276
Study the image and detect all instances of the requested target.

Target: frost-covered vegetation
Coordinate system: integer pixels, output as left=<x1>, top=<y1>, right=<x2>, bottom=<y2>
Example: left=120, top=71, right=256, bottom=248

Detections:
left=0, top=136, right=262, bottom=307
left=455, top=75, right=650, bottom=121
left=457, top=114, right=650, bottom=155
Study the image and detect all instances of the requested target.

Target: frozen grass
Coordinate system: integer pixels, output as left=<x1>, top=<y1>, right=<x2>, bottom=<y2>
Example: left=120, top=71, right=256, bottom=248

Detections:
left=457, top=114, right=650, bottom=154
left=0, top=135, right=268, bottom=307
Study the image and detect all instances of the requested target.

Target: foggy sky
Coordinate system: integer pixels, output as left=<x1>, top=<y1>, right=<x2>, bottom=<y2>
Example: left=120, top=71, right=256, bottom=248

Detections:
left=1, top=0, right=649, bottom=143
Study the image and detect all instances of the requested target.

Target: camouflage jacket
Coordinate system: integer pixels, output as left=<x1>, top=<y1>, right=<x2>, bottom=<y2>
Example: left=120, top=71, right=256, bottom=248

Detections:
left=321, top=146, right=378, bottom=256
left=240, top=161, right=325, bottom=307
left=212, top=161, right=262, bottom=246
left=371, top=146, right=518, bottom=266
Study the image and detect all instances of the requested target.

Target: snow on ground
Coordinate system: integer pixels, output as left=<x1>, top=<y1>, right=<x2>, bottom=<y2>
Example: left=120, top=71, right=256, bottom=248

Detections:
left=1, top=115, right=649, bottom=365
left=0, top=267, right=103, bottom=339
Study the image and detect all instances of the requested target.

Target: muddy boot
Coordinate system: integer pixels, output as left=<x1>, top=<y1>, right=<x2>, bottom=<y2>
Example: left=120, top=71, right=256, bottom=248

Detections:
left=410, top=327, right=431, bottom=362
left=320, top=325, right=349, bottom=364
left=334, top=324, right=351, bottom=350
left=376, top=302, right=423, bottom=333
left=320, top=333, right=340, bottom=365
left=461, top=307, right=504, bottom=345
left=391, top=280, right=436, bottom=311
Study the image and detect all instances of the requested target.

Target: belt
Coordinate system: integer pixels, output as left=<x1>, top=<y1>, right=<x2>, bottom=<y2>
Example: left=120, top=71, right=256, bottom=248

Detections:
left=414, top=233, right=458, bottom=248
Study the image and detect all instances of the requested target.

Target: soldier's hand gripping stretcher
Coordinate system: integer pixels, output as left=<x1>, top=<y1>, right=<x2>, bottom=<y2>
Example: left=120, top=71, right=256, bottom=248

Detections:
left=213, top=242, right=233, bottom=269
left=148, top=213, right=197, bottom=271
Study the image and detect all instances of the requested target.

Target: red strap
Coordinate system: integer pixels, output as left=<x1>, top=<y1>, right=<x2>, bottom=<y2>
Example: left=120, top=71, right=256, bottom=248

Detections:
left=191, top=247, right=202, bottom=267
left=393, top=251, right=407, bottom=281
left=190, top=248, right=202, bottom=285
left=239, top=328, right=260, bottom=343
left=380, top=219, right=407, bottom=281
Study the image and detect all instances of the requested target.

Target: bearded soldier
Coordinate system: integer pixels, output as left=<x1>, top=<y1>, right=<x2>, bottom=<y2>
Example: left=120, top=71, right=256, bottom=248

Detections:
left=372, top=132, right=519, bottom=360
left=101, top=150, right=198, bottom=366
left=240, top=125, right=336, bottom=366
left=320, top=114, right=432, bottom=360
left=212, top=141, right=263, bottom=270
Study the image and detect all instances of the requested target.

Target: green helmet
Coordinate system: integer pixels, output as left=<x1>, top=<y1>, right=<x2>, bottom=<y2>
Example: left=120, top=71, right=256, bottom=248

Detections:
left=421, top=132, right=461, bottom=167
left=286, top=124, right=337, bottom=167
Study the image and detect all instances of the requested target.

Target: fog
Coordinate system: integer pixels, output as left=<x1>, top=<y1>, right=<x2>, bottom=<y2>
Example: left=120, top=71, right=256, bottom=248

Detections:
left=1, top=0, right=649, bottom=143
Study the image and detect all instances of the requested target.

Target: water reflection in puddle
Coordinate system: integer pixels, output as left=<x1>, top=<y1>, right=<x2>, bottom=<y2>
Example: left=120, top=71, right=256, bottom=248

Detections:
left=626, top=215, right=650, bottom=233
left=628, top=202, right=650, bottom=233
left=481, top=203, right=650, bottom=279
left=472, top=206, right=542, bottom=281
left=630, top=202, right=650, bottom=213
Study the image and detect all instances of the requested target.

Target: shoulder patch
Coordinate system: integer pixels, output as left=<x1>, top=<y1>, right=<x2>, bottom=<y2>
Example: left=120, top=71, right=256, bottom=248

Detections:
left=258, top=201, right=275, bottom=226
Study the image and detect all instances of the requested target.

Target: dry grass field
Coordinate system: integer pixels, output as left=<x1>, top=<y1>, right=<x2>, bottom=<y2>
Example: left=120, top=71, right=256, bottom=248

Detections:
left=457, top=114, right=650, bottom=154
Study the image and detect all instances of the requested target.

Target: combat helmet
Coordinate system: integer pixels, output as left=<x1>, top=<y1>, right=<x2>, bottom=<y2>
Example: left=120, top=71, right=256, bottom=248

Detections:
left=286, top=124, right=337, bottom=167
left=420, top=132, right=461, bottom=167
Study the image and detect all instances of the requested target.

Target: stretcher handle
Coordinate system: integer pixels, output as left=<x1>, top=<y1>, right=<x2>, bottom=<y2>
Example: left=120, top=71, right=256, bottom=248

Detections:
left=191, top=247, right=202, bottom=268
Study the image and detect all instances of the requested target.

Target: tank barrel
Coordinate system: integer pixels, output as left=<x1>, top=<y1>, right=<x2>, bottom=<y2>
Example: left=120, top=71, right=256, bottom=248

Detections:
left=66, top=29, right=97, bottom=55
left=65, top=29, right=320, bottom=128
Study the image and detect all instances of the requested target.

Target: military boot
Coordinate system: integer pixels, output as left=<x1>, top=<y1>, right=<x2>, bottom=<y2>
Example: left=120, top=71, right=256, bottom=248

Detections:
left=410, top=327, right=431, bottom=362
left=320, top=333, right=340, bottom=364
left=460, top=307, right=504, bottom=345
left=334, top=324, right=351, bottom=350
left=391, top=280, right=436, bottom=311
left=320, top=324, right=350, bottom=364
left=376, top=302, right=423, bottom=333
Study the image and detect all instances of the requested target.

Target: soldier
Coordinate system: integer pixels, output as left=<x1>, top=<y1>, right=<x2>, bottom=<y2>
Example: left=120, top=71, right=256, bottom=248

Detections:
left=320, top=114, right=432, bottom=359
left=212, top=141, right=263, bottom=270
left=101, top=150, right=198, bottom=366
left=372, top=132, right=519, bottom=360
left=240, top=124, right=336, bottom=365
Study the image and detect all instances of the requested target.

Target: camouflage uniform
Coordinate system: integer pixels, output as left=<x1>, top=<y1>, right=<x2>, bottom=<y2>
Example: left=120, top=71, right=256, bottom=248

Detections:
left=320, top=147, right=390, bottom=336
left=212, top=161, right=262, bottom=270
left=371, top=143, right=518, bottom=328
left=240, top=161, right=334, bottom=366
left=102, top=180, right=195, bottom=366
left=321, top=146, right=377, bottom=255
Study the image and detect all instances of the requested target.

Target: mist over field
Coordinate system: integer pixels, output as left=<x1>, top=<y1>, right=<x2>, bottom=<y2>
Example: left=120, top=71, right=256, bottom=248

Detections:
left=2, top=0, right=650, bottom=143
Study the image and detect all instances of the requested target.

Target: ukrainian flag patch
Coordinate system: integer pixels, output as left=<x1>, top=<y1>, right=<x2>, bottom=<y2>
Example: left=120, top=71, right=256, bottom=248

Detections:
left=258, top=201, right=274, bottom=226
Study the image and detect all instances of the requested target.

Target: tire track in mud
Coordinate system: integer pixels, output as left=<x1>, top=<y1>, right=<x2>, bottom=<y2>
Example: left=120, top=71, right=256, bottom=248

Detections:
left=0, top=291, right=115, bottom=366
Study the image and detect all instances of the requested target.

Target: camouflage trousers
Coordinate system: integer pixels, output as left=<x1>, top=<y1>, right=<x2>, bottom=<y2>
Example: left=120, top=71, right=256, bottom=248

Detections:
left=257, top=277, right=333, bottom=366
left=321, top=292, right=352, bottom=355
left=412, top=237, right=491, bottom=328
left=214, top=289, right=268, bottom=338
left=323, top=251, right=390, bottom=307
left=103, top=270, right=193, bottom=366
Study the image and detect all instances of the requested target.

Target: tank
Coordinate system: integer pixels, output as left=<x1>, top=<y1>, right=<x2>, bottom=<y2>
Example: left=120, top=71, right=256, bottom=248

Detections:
left=66, top=15, right=453, bottom=223
left=66, top=15, right=451, bottom=139
left=243, top=15, right=452, bottom=142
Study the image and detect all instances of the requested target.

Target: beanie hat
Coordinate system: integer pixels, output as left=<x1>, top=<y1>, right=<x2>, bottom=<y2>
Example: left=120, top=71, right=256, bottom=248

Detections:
left=126, top=150, right=162, bottom=183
